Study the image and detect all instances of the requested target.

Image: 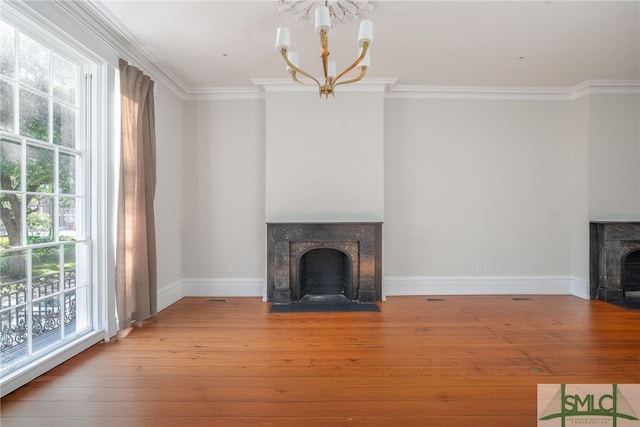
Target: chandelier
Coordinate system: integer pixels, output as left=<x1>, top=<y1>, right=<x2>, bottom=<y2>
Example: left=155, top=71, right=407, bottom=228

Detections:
left=275, top=0, right=374, bottom=98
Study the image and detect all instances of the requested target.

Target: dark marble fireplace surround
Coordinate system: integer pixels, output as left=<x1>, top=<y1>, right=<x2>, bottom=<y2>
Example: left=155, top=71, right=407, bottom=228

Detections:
left=267, top=222, right=382, bottom=304
left=590, top=221, right=640, bottom=302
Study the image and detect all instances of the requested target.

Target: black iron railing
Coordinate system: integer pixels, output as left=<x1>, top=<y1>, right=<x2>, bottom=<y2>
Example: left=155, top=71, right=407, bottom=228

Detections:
left=0, top=271, right=76, bottom=354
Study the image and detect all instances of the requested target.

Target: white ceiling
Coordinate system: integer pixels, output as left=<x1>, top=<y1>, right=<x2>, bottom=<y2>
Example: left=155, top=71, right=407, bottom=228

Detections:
left=95, top=0, right=640, bottom=93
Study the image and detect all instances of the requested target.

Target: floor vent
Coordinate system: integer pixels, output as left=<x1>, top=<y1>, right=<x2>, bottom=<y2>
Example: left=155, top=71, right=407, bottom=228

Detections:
left=512, top=297, right=532, bottom=301
left=206, top=299, right=226, bottom=303
left=426, top=298, right=447, bottom=302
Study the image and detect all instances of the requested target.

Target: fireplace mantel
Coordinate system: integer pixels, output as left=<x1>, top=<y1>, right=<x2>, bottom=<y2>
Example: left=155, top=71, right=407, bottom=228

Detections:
left=590, top=221, right=640, bottom=301
left=266, top=222, right=382, bottom=304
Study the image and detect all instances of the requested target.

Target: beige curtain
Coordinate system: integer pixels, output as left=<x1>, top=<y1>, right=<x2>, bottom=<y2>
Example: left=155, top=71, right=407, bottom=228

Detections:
left=116, top=59, right=157, bottom=330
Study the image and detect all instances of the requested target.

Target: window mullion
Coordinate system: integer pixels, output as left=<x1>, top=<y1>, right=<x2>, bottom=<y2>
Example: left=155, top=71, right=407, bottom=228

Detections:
left=25, top=247, right=33, bottom=357
left=60, top=241, right=65, bottom=340
left=54, top=145, right=59, bottom=242
left=12, top=28, right=19, bottom=133
left=82, top=72, right=92, bottom=239
left=12, top=82, right=19, bottom=135
left=20, top=138, right=26, bottom=247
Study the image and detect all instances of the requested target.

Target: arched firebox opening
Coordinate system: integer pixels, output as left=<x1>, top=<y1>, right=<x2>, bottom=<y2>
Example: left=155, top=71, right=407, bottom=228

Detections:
left=623, top=249, right=640, bottom=299
left=298, top=248, right=352, bottom=303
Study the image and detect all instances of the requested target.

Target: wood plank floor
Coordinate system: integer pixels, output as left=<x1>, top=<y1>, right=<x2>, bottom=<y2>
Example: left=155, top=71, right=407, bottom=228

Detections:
left=1, top=295, right=639, bottom=426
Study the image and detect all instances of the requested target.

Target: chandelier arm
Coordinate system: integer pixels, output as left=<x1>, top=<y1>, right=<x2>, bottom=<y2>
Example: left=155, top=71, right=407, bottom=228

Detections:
left=280, top=48, right=322, bottom=88
left=291, top=71, right=319, bottom=87
left=334, top=66, right=367, bottom=87
left=333, top=41, right=369, bottom=85
left=320, top=29, right=330, bottom=85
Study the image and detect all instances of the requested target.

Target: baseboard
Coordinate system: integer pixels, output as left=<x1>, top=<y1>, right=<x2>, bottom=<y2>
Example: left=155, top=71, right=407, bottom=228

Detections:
left=159, top=275, right=588, bottom=312
left=570, top=276, right=589, bottom=299
left=383, top=275, right=574, bottom=296
left=158, top=278, right=266, bottom=311
left=182, top=278, right=266, bottom=298
left=157, top=280, right=185, bottom=311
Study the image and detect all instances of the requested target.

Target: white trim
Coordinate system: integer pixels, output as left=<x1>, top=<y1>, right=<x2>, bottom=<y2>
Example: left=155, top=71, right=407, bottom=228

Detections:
left=91, top=62, right=114, bottom=343
left=157, top=280, right=185, bottom=311
left=386, top=80, right=640, bottom=101
left=572, top=79, right=640, bottom=100
left=0, top=331, right=104, bottom=397
left=104, top=65, right=119, bottom=341
left=383, top=276, right=574, bottom=296
left=182, top=278, right=266, bottom=298
left=186, top=88, right=264, bottom=101
left=1, top=1, right=104, bottom=66
left=158, top=276, right=588, bottom=312
left=386, top=85, right=574, bottom=101
left=49, top=0, right=189, bottom=99
left=251, top=77, right=398, bottom=94
left=183, top=79, right=639, bottom=101
left=158, top=279, right=268, bottom=310
left=570, top=277, right=590, bottom=300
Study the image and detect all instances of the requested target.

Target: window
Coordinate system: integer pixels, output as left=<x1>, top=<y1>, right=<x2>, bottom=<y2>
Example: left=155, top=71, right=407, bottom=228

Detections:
left=0, top=18, right=93, bottom=376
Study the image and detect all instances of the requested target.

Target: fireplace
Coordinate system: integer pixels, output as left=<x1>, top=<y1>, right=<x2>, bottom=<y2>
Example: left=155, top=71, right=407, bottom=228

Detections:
left=590, top=221, right=640, bottom=302
left=299, top=248, right=352, bottom=302
left=267, top=222, right=382, bottom=304
left=623, top=250, right=640, bottom=297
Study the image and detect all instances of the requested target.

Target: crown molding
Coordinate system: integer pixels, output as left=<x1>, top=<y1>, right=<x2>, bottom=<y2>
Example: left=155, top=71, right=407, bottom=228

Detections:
left=250, top=78, right=398, bottom=94
left=193, top=79, right=639, bottom=101
left=386, top=85, right=575, bottom=100
left=386, top=80, right=640, bottom=101
left=186, top=87, right=264, bottom=101
left=48, top=0, right=190, bottom=100
left=572, top=79, right=640, bottom=99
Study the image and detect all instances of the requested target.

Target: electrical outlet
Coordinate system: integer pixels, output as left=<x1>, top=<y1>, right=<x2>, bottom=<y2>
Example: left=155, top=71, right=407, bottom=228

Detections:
left=476, top=263, right=483, bottom=272
left=227, top=265, right=233, bottom=273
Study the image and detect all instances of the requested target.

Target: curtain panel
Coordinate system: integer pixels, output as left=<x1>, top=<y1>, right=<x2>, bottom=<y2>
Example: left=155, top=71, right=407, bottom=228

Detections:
left=116, top=59, right=158, bottom=329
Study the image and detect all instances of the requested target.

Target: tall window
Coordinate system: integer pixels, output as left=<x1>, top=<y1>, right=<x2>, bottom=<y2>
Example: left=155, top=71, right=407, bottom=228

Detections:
left=0, top=19, right=92, bottom=375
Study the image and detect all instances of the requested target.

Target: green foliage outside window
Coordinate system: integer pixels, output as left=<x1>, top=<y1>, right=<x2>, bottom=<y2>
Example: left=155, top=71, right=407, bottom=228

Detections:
left=0, top=22, right=78, bottom=278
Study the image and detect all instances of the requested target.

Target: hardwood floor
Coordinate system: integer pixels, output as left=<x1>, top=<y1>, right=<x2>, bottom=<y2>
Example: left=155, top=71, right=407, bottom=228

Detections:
left=2, top=295, right=639, bottom=426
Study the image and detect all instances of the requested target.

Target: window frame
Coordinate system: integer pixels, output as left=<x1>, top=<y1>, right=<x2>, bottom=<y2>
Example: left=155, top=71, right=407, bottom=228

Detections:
left=0, top=1, right=112, bottom=396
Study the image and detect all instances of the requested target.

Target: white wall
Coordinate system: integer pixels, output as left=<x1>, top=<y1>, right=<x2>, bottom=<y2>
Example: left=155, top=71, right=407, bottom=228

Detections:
left=154, top=83, right=185, bottom=292
left=569, top=95, right=590, bottom=295
left=265, top=91, right=385, bottom=222
left=182, top=99, right=266, bottom=281
left=383, top=98, right=573, bottom=278
left=565, top=92, right=640, bottom=298
left=587, top=94, right=640, bottom=219
left=176, top=90, right=638, bottom=298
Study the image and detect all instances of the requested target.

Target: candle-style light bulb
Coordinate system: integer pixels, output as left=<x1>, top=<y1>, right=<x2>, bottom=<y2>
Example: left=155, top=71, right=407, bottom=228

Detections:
left=275, top=27, right=290, bottom=51
left=328, top=61, right=337, bottom=79
left=315, top=5, right=331, bottom=35
left=357, top=20, right=373, bottom=47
